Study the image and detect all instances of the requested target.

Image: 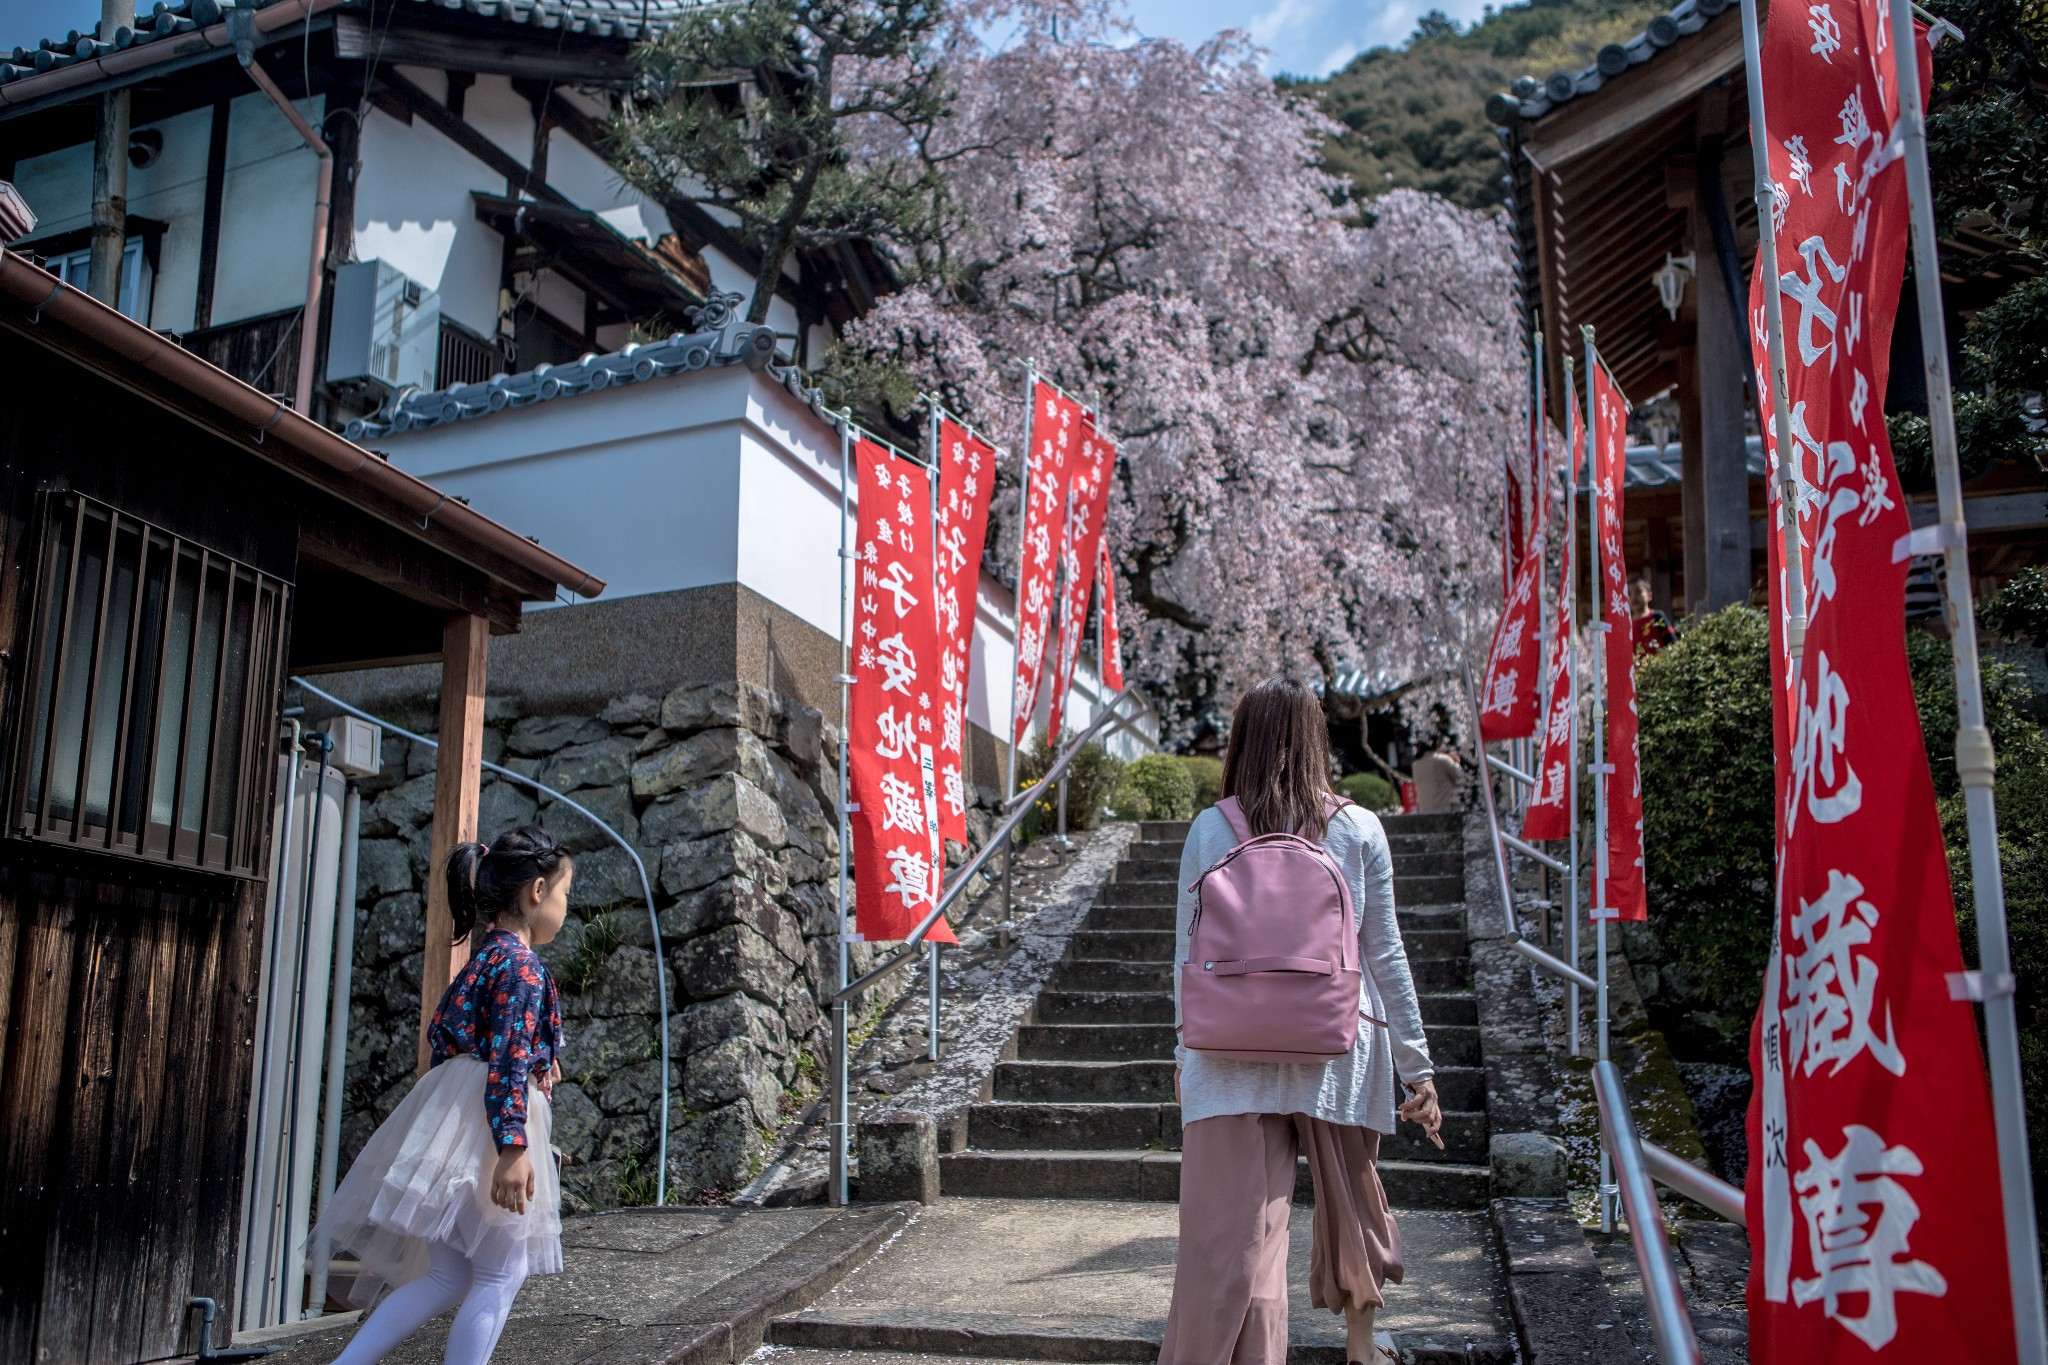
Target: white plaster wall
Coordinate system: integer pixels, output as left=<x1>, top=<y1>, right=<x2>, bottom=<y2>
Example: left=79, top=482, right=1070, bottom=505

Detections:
left=736, top=377, right=847, bottom=640
left=545, top=131, right=673, bottom=245
left=702, top=247, right=799, bottom=339
left=465, top=75, right=535, bottom=168
left=213, top=91, right=325, bottom=325
left=353, top=107, right=507, bottom=336
left=7, top=142, right=89, bottom=237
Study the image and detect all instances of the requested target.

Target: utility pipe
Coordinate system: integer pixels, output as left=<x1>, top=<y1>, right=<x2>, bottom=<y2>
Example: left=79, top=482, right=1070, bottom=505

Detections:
left=307, top=783, right=361, bottom=1316
left=1882, top=4, right=2048, bottom=1354
left=230, top=14, right=330, bottom=418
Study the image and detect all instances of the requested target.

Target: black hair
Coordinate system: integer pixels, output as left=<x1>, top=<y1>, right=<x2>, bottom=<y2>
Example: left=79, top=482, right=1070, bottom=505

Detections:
left=444, top=824, right=571, bottom=943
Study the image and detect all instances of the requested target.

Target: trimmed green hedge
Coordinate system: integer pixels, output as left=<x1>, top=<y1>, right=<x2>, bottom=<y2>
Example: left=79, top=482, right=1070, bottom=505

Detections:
left=1178, top=755, right=1224, bottom=810
left=1338, top=771, right=1396, bottom=811
left=1113, top=753, right=1198, bottom=821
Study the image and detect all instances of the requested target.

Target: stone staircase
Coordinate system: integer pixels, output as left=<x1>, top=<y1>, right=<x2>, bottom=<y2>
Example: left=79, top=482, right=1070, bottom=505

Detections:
left=938, top=812, right=1491, bottom=1207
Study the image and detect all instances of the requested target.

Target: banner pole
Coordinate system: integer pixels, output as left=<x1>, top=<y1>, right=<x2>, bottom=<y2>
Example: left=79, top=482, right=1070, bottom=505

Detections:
left=928, top=402, right=943, bottom=1065
left=1563, top=351, right=1582, bottom=1058
left=1738, top=0, right=1811, bottom=664
left=830, top=414, right=854, bottom=1209
left=1585, top=326, right=1616, bottom=1233
left=1883, top=8, right=2047, bottom=1354
left=1003, top=366, right=1038, bottom=947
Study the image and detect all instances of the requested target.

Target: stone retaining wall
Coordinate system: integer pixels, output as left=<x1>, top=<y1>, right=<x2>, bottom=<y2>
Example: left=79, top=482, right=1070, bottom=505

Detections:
left=328, top=678, right=998, bottom=1209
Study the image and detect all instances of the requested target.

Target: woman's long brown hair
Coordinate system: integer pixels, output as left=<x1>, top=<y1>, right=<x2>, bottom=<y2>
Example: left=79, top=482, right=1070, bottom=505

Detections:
left=1220, top=677, right=1335, bottom=838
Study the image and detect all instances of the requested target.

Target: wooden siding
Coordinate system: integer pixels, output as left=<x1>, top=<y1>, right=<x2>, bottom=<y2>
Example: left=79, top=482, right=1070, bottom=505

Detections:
left=0, top=863, right=266, bottom=1363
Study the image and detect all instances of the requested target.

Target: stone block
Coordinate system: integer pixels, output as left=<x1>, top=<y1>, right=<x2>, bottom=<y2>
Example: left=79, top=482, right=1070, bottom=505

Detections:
left=857, top=1110, right=940, bottom=1204
left=683, top=1035, right=783, bottom=1119
left=1491, top=1131, right=1569, bottom=1198
left=355, top=838, right=414, bottom=898
left=666, top=1098, right=763, bottom=1194
left=540, top=736, right=636, bottom=794
left=476, top=778, right=540, bottom=837
left=659, top=829, right=787, bottom=898
left=558, top=1011, right=658, bottom=1081
left=658, top=874, right=786, bottom=946
left=542, top=783, right=639, bottom=854
left=579, top=945, right=662, bottom=1018
left=601, top=693, right=662, bottom=727
left=672, top=922, right=791, bottom=1003
left=359, top=892, right=425, bottom=968
left=549, top=1082, right=604, bottom=1165
left=671, top=991, right=790, bottom=1058
left=508, top=714, right=610, bottom=756
left=372, top=771, right=437, bottom=834
left=659, top=679, right=777, bottom=738
left=567, top=846, right=646, bottom=912
left=597, top=1058, right=675, bottom=1115
left=639, top=772, right=787, bottom=851
left=774, top=698, right=825, bottom=772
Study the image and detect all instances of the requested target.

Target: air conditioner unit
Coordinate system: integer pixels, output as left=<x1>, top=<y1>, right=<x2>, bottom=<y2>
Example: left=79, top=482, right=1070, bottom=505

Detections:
left=327, top=259, right=440, bottom=394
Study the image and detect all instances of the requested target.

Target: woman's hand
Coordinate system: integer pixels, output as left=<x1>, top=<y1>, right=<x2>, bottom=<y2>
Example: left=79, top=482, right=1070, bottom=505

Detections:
left=1174, top=1065, right=1182, bottom=1105
left=538, top=1060, right=561, bottom=1100
left=493, top=1147, right=536, bottom=1214
left=1399, top=1079, right=1443, bottom=1150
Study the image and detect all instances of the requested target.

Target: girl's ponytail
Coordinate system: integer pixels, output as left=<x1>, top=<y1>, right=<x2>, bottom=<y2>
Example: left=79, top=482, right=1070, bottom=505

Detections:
left=444, top=840, right=489, bottom=943
left=442, top=825, right=569, bottom=943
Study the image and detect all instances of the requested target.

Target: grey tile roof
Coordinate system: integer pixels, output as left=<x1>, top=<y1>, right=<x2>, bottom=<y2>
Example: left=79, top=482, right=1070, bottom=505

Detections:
left=1, top=0, right=707, bottom=86
left=343, top=292, right=842, bottom=440
left=1484, top=0, right=1732, bottom=126
left=1609, top=436, right=1767, bottom=490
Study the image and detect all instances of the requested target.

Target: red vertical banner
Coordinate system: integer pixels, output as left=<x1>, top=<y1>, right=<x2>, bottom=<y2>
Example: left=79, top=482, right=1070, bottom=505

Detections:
left=1523, top=401, right=1586, bottom=842
left=847, top=438, right=956, bottom=944
left=1592, top=362, right=1644, bottom=921
left=1011, top=381, right=1082, bottom=745
left=933, top=417, right=998, bottom=847
left=1743, top=5, right=2013, bottom=1357
left=1098, top=537, right=1125, bottom=691
left=1479, top=551, right=1544, bottom=742
left=1047, top=417, right=1117, bottom=744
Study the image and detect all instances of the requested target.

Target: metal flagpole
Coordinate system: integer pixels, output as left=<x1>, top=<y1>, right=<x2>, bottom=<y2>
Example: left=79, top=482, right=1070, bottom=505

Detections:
left=1585, top=327, right=1617, bottom=1233
left=1738, top=0, right=1811, bottom=663
left=1001, top=365, right=1038, bottom=948
left=927, top=402, right=943, bottom=1064
left=830, top=414, right=855, bottom=1208
left=1563, top=351, right=1582, bottom=1058
left=1883, top=9, right=2047, bottom=1354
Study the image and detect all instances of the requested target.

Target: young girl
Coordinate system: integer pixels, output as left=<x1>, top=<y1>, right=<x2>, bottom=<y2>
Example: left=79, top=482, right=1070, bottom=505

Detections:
left=316, top=825, right=574, bottom=1365
left=1159, top=679, right=1441, bottom=1365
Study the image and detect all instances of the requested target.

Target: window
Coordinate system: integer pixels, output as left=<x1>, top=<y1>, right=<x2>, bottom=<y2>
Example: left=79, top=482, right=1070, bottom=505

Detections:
left=13, top=494, right=292, bottom=877
left=47, top=237, right=154, bottom=323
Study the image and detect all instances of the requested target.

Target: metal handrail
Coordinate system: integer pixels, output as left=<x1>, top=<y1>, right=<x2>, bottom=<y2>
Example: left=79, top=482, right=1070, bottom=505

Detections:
left=1594, top=1061, right=1706, bottom=1365
left=1642, top=1139, right=1746, bottom=1226
left=832, top=691, right=1141, bottom=1004
left=1486, top=752, right=1536, bottom=787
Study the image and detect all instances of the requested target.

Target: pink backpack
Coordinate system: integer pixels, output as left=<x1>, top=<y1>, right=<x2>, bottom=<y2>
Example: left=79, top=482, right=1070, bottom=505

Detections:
left=1179, top=794, right=1362, bottom=1064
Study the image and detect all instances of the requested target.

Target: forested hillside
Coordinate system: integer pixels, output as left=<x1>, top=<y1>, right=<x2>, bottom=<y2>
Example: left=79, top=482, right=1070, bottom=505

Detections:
left=1283, top=0, right=1669, bottom=211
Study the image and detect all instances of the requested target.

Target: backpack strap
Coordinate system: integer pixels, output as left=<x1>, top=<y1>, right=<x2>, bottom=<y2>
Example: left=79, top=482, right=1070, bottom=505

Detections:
left=1215, top=796, right=1252, bottom=842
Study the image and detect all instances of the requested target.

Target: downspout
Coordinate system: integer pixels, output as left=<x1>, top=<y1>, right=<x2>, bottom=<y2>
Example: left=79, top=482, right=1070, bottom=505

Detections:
left=227, top=8, right=329, bottom=418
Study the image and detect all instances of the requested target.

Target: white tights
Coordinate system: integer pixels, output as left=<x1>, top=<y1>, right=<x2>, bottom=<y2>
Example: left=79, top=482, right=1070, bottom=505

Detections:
left=331, top=1239, right=528, bottom=1365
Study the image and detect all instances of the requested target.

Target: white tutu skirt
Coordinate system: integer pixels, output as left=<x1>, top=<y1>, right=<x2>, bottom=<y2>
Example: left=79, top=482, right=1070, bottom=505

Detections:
left=313, top=1055, right=563, bottom=1306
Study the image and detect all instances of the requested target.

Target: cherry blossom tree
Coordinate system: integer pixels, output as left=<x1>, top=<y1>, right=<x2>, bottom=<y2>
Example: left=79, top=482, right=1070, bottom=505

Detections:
left=843, top=1, right=1521, bottom=740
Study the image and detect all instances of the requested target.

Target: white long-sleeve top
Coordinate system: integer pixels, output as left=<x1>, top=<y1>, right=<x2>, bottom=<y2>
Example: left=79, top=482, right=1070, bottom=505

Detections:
left=1172, top=802, right=1434, bottom=1133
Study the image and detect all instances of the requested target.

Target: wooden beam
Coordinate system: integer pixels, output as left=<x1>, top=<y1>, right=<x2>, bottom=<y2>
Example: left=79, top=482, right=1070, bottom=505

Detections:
left=417, top=612, right=489, bottom=1076
left=193, top=98, right=229, bottom=330
left=373, top=68, right=571, bottom=209
left=336, top=12, right=641, bottom=87
left=1520, top=11, right=1746, bottom=170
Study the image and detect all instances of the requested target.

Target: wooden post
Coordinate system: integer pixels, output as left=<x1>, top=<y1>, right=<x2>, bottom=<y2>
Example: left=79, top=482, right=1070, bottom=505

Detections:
left=417, top=612, right=489, bottom=1075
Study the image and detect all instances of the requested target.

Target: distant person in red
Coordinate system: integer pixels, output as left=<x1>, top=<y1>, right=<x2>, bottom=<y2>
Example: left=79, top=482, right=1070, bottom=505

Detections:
left=1632, top=578, right=1676, bottom=656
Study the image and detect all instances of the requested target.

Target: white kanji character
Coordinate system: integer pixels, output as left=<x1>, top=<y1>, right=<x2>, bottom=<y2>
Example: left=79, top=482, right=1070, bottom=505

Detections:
left=1781, top=236, right=1848, bottom=369
left=897, top=499, right=915, bottom=527
left=1784, top=869, right=1906, bottom=1079
left=1836, top=89, right=1871, bottom=151
left=1810, top=439, right=1861, bottom=605
left=1848, top=369, right=1871, bottom=429
left=876, top=559, right=920, bottom=619
left=1483, top=669, right=1518, bottom=715
left=870, top=459, right=893, bottom=489
left=1786, top=134, right=1814, bottom=195
left=897, top=472, right=913, bottom=498
left=874, top=705, right=916, bottom=761
left=1793, top=1126, right=1947, bottom=1349
left=1495, top=613, right=1528, bottom=663
left=876, top=633, right=918, bottom=694
left=942, top=699, right=963, bottom=752
left=1547, top=693, right=1573, bottom=746
left=876, top=518, right=895, bottom=546
left=942, top=767, right=965, bottom=816
left=877, top=771, right=923, bottom=833
left=939, top=649, right=962, bottom=697
left=1789, top=650, right=1863, bottom=829
left=1857, top=446, right=1895, bottom=527
left=1539, top=760, right=1567, bottom=807
left=882, top=844, right=932, bottom=909
left=940, top=523, right=968, bottom=575
left=964, top=473, right=979, bottom=501
left=1808, top=3, right=1841, bottom=61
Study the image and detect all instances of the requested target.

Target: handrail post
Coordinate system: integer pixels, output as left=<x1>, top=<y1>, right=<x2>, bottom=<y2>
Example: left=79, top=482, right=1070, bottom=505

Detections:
left=1594, top=1061, right=1706, bottom=1365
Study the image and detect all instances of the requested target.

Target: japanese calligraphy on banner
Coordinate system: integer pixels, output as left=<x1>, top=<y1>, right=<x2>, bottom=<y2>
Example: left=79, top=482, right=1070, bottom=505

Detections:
left=1742, top=4, right=2013, bottom=1357
left=1011, top=381, right=1082, bottom=745
left=933, top=417, right=998, bottom=847
left=1478, top=544, right=1543, bottom=742
left=1098, top=538, right=1125, bottom=691
left=847, top=438, right=956, bottom=944
left=1047, top=416, right=1117, bottom=744
left=1523, top=402, right=1586, bottom=842
left=1592, top=361, right=1645, bottom=921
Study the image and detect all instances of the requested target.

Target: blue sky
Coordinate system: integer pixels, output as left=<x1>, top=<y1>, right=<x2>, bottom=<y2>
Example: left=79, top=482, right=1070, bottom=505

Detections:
left=2, top=0, right=1474, bottom=81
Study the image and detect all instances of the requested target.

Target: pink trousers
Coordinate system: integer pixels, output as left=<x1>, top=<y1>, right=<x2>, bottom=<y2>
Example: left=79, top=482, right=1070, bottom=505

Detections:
left=1158, top=1113, right=1403, bottom=1365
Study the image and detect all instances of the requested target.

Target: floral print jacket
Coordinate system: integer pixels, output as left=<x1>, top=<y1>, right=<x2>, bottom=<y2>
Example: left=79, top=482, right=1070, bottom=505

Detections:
left=427, top=928, right=563, bottom=1149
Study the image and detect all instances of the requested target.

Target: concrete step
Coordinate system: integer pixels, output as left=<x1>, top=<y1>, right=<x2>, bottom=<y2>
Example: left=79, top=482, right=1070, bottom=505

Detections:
left=966, top=1101, right=1181, bottom=1151
left=993, top=1059, right=1176, bottom=1103
left=1401, top=928, right=1468, bottom=962
left=1097, top=881, right=1176, bottom=908
left=1037, top=990, right=1173, bottom=1025
left=1085, top=904, right=1175, bottom=932
left=1139, top=819, right=1193, bottom=841
left=1017, top=1023, right=1176, bottom=1061
left=1426, top=1023, right=1482, bottom=1067
left=1396, top=874, right=1466, bottom=905
left=1399, top=905, right=1466, bottom=933
left=767, top=1198, right=1514, bottom=1364
left=1114, top=856, right=1179, bottom=882
left=1430, top=1065, right=1486, bottom=1111
left=1050, top=960, right=1171, bottom=992
left=1380, top=1111, right=1488, bottom=1165
left=1413, top=957, right=1474, bottom=992
left=1126, top=840, right=1183, bottom=859
left=1381, top=812, right=1464, bottom=836
left=1066, top=929, right=1175, bottom=962
left=1419, top=992, right=1479, bottom=1026
left=938, top=1150, right=1491, bottom=1210
left=1390, top=849, right=1464, bottom=877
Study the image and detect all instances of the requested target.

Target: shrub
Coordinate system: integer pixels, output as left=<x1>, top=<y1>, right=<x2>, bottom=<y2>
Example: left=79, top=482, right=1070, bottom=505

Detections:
left=1338, top=771, right=1396, bottom=810
left=1019, top=737, right=1123, bottom=833
left=1178, top=755, right=1224, bottom=810
left=1114, top=753, right=1197, bottom=821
